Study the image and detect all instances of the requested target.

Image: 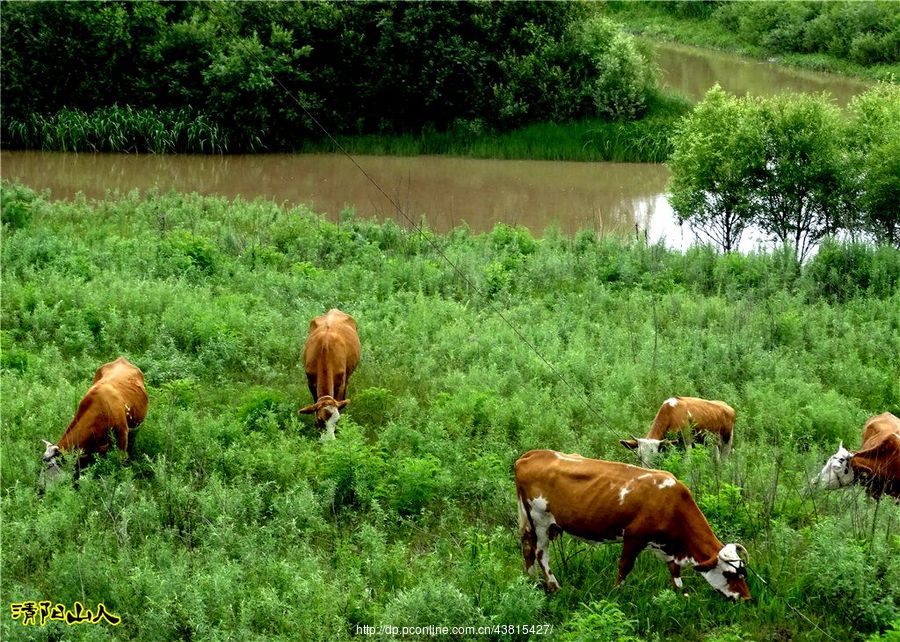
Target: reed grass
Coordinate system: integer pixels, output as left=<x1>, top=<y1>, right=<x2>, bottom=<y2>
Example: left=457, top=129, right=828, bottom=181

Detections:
left=2, top=106, right=229, bottom=154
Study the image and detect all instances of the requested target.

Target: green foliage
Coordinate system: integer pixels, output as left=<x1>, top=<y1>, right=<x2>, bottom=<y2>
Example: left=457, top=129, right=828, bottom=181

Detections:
left=847, top=83, right=900, bottom=247
left=668, top=85, right=764, bottom=252
left=1, top=1, right=663, bottom=153
left=798, top=520, right=900, bottom=632
left=604, top=1, right=900, bottom=80
left=560, top=600, right=641, bottom=642
left=670, top=87, right=893, bottom=261
left=0, top=181, right=39, bottom=232
left=1, top=186, right=899, bottom=641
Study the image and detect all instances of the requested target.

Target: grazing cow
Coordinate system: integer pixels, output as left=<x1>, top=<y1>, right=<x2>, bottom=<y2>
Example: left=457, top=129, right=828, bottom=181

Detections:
left=620, top=396, right=736, bottom=466
left=298, top=309, right=361, bottom=439
left=813, top=412, right=900, bottom=500
left=41, top=357, right=148, bottom=477
left=515, top=450, right=751, bottom=600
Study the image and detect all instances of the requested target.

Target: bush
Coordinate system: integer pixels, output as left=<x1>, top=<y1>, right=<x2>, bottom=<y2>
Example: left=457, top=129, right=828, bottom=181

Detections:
left=560, top=600, right=641, bottom=642
left=0, top=181, right=38, bottom=232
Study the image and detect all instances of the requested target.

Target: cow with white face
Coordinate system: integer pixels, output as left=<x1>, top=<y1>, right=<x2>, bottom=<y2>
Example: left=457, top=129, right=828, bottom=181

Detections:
left=515, top=449, right=751, bottom=600
left=621, top=396, right=736, bottom=466
left=812, top=413, right=900, bottom=500
left=814, top=441, right=855, bottom=490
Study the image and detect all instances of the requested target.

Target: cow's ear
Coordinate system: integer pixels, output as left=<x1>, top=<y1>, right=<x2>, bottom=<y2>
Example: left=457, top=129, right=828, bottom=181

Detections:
left=337, top=399, right=350, bottom=409
left=620, top=439, right=638, bottom=450
left=298, top=404, right=316, bottom=414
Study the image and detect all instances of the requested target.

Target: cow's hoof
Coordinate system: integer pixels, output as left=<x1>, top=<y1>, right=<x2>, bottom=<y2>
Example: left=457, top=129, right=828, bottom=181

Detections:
left=547, top=580, right=560, bottom=593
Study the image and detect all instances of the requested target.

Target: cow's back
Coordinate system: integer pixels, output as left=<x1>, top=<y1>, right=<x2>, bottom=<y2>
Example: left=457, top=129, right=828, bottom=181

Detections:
left=304, top=309, right=361, bottom=372
left=856, top=413, right=900, bottom=490
left=93, top=357, right=148, bottom=426
left=652, top=397, right=734, bottom=437
left=515, top=450, right=691, bottom=542
left=861, top=412, right=900, bottom=447
left=57, top=358, right=147, bottom=452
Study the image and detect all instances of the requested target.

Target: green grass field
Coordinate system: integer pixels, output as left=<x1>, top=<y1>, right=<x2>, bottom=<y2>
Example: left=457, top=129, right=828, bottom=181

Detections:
left=2, top=183, right=899, bottom=641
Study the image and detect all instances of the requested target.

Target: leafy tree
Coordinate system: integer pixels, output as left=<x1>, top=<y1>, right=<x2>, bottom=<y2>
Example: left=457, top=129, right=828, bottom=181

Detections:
left=752, top=93, right=851, bottom=263
left=668, top=86, right=764, bottom=252
left=847, top=83, right=900, bottom=247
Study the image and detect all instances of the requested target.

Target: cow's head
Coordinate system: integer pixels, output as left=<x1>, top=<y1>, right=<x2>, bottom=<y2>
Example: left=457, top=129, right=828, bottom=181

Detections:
left=812, top=441, right=855, bottom=490
left=41, top=439, right=62, bottom=477
left=299, top=396, right=349, bottom=439
left=619, top=437, right=675, bottom=466
left=697, top=543, right=751, bottom=601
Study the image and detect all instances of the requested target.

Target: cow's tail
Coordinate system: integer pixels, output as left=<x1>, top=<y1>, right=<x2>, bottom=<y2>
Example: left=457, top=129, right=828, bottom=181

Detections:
left=516, top=484, right=533, bottom=537
left=719, top=426, right=733, bottom=458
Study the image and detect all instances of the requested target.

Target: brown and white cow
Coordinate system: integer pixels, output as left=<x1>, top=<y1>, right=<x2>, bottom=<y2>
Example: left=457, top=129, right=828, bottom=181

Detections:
left=813, top=412, right=900, bottom=500
left=620, top=396, right=736, bottom=466
left=41, top=357, right=148, bottom=476
left=298, top=309, right=361, bottom=439
left=515, top=450, right=751, bottom=600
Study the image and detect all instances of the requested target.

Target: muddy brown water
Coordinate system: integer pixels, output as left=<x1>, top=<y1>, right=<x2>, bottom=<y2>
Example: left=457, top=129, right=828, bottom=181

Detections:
left=655, top=42, right=871, bottom=107
left=0, top=43, right=871, bottom=248
left=0, top=150, right=675, bottom=238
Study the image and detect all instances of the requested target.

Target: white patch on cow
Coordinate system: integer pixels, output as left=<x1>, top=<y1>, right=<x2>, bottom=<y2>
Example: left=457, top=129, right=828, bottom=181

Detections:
left=674, top=577, right=683, bottom=588
left=528, top=495, right=560, bottom=590
left=554, top=452, right=583, bottom=462
left=813, top=443, right=854, bottom=489
left=648, top=542, right=673, bottom=562
left=618, top=483, right=632, bottom=504
left=657, top=477, right=676, bottom=489
left=637, top=473, right=653, bottom=479
left=666, top=397, right=678, bottom=407
left=649, top=541, right=695, bottom=566
left=636, top=438, right=664, bottom=466
left=699, top=544, right=745, bottom=600
left=323, top=406, right=340, bottom=440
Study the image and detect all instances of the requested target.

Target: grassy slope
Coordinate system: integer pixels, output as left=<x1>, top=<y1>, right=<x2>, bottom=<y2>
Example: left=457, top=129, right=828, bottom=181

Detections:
left=2, top=184, right=899, bottom=641
left=603, top=2, right=900, bottom=83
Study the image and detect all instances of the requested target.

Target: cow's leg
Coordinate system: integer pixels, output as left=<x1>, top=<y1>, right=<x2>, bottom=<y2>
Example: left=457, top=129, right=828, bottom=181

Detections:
left=112, top=414, right=129, bottom=454
left=667, top=561, right=685, bottom=591
left=517, top=495, right=537, bottom=575
left=306, top=373, right=317, bottom=402
left=615, top=538, right=646, bottom=586
left=528, top=497, right=561, bottom=592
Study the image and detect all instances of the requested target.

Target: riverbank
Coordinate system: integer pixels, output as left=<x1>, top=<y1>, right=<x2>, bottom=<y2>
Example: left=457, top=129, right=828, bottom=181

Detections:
left=2, top=184, right=898, bottom=641
left=603, top=2, right=900, bottom=83
left=0, top=91, right=690, bottom=163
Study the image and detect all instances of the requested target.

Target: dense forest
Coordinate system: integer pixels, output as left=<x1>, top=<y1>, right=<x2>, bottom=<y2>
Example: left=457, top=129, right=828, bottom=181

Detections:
left=1, top=1, right=659, bottom=152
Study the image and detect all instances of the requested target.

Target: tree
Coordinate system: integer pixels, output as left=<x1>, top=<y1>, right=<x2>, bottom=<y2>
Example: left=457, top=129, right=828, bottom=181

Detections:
left=847, top=83, right=900, bottom=248
left=667, top=86, right=764, bottom=252
left=752, top=93, right=851, bottom=263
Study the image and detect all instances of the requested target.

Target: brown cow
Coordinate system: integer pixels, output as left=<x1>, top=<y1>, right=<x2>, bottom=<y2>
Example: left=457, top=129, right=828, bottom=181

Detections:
left=515, top=450, right=751, bottom=600
left=298, top=309, right=361, bottom=439
left=813, top=412, right=900, bottom=500
left=620, top=396, right=736, bottom=466
left=41, top=357, right=148, bottom=476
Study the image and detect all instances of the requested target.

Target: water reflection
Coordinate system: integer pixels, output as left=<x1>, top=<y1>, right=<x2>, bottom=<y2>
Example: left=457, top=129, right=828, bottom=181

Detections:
left=0, top=151, right=671, bottom=237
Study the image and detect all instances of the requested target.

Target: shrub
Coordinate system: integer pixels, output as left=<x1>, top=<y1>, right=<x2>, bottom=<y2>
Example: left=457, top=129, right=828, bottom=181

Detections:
left=560, top=600, right=641, bottom=642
